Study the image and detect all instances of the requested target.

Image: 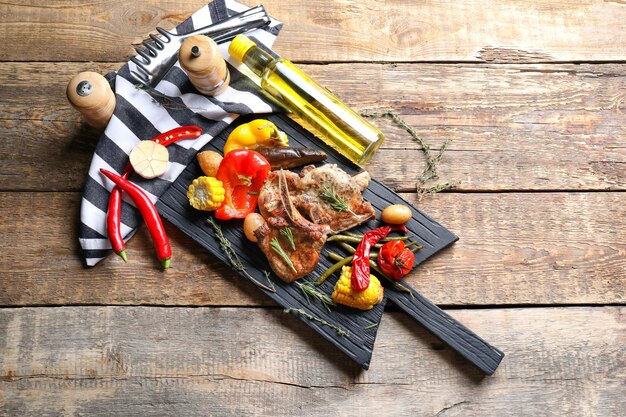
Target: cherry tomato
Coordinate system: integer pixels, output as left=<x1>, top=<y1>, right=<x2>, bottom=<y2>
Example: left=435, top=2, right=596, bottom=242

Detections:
left=377, top=240, right=414, bottom=280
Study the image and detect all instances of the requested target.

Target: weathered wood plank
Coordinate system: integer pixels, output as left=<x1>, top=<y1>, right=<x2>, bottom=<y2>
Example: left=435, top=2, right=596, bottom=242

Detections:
left=0, top=306, right=624, bottom=416
left=1, top=191, right=623, bottom=307
left=2, top=0, right=626, bottom=62
left=1, top=62, right=624, bottom=191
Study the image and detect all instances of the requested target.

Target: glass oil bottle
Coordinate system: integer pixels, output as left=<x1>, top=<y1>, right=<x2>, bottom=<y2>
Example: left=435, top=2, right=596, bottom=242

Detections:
left=228, top=35, right=384, bottom=166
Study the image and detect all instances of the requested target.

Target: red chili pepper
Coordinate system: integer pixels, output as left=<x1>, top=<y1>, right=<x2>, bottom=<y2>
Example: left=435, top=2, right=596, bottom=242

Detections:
left=106, top=164, right=132, bottom=262
left=377, top=240, right=415, bottom=280
left=105, top=126, right=202, bottom=262
left=351, top=224, right=408, bottom=291
left=215, top=149, right=271, bottom=220
left=101, top=168, right=172, bottom=269
left=152, top=125, right=202, bottom=147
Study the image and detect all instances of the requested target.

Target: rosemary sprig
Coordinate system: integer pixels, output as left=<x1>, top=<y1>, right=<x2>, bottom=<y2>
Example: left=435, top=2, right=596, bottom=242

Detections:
left=294, top=281, right=336, bottom=312
left=319, top=184, right=349, bottom=212
left=284, top=308, right=348, bottom=337
left=280, top=227, right=296, bottom=251
left=270, top=237, right=297, bottom=273
left=206, top=217, right=276, bottom=292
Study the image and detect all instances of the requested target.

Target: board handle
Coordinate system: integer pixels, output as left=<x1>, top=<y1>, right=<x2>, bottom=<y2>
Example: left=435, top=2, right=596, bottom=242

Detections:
left=387, top=287, right=504, bottom=375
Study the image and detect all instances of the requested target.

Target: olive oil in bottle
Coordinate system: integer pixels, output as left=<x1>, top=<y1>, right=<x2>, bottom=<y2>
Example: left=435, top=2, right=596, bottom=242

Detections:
left=228, top=35, right=384, bottom=166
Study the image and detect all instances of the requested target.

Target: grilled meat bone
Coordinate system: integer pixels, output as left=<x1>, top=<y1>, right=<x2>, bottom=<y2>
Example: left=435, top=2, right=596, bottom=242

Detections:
left=256, top=165, right=375, bottom=282
left=255, top=170, right=330, bottom=282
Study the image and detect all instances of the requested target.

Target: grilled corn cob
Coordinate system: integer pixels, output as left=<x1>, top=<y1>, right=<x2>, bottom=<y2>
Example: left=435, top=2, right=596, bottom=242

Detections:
left=187, top=176, right=225, bottom=211
left=332, top=265, right=384, bottom=310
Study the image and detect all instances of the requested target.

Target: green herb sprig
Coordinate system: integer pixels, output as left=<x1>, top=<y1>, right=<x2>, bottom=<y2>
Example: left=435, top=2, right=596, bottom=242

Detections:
left=294, top=281, right=336, bottom=312
left=271, top=237, right=297, bottom=273
left=319, top=184, right=349, bottom=212
left=206, top=217, right=276, bottom=292
left=361, top=109, right=459, bottom=198
left=280, top=227, right=296, bottom=251
left=284, top=308, right=348, bottom=337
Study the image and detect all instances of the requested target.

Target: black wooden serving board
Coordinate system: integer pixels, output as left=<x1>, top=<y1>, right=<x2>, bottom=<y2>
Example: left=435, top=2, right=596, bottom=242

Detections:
left=156, top=112, right=504, bottom=373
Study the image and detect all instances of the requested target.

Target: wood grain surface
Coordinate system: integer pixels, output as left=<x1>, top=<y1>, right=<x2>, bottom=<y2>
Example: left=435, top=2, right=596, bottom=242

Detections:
left=1, top=191, right=623, bottom=307
left=1, top=62, right=624, bottom=192
left=0, top=306, right=624, bottom=416
left=2, top=0, right=626, bottom=62
left=1, top=0, right=625, bottom=414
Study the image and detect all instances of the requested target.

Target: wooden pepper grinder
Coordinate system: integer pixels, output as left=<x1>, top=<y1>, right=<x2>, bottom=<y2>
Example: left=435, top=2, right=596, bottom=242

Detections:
left=66, top=71, right=115, bottom=128
left=179, top=35, right=230, bottom=96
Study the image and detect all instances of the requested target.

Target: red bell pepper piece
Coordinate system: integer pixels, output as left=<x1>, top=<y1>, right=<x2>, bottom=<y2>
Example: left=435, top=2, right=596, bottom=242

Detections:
left=377, top=240, right=415, bottom=280
left=214, top=149, right=271, bottom=220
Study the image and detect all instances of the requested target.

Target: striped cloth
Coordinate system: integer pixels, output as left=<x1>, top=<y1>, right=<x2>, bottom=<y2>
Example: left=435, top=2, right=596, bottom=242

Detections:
left=79, top=0, right=282, bottom=266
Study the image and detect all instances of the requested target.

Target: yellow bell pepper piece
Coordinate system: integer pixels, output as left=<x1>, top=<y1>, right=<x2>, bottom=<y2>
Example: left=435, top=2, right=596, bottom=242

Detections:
left=187, top=176, right=225, bottom=211
left=223, top=119, right=288, bottom=155
left=332, top=265, right=384, bottom=310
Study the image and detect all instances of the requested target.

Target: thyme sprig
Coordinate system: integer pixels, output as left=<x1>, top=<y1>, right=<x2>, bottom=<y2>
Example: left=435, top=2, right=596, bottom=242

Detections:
left=270, top=237, right=297, bottom=273
left=319, top=184, right=349, bottom=212
left=361, top=109, right=460, bottom=198
left=206, top=217, right=276, bottom=292
left=280, top=227, right=296, bottom=251
left=262, top=270, right=276, bottom=292
left=294, top=281, right=336, bottom=312
left=284, top=308, right=348, bottom=337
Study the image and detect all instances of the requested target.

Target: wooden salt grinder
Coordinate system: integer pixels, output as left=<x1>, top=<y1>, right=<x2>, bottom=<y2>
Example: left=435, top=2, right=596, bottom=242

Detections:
left=179, top=35, right=230, bottom=96
left=66, top=72, right=115, bottom=128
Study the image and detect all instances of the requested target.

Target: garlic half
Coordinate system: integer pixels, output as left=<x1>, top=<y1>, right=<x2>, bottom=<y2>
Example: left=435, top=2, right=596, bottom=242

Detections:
left=129, top=140, right=169, bottom=179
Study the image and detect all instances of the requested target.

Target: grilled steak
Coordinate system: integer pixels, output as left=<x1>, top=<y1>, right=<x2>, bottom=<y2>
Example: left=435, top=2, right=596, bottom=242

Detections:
left=255, top=170, right=331, bottom=282
left=256, top=165, right=375, bottom=282
left=291, top=164, right=375, bottom=233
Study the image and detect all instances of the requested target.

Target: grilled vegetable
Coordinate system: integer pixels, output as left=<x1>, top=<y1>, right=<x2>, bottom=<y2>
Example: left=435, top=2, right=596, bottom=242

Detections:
left=197, top=150, right=223, bottom=177
left=187, top=176, right=225, bottom=211
left=351, top=224, right=408, bottom=291
left=332, top=265, right=384, bottom=310
left=381, top=204, right=412, bottom=225
left=377, top=240, right=415, bottom=280
left=255, top=146, right=327, bottom=169
left=243, top=212, right=265, bottom=242
left=223, top=119, right=288, bottom=155
left=215, top=149, right=271, bottom=220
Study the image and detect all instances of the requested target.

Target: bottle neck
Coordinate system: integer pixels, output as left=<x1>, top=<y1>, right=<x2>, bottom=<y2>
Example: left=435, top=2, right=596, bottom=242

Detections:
left=241, top=46, right=275, bottom=77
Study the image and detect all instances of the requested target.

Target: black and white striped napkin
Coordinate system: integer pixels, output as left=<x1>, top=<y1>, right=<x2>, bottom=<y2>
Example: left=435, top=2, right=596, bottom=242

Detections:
left=79, top=0, right=282, bottom=266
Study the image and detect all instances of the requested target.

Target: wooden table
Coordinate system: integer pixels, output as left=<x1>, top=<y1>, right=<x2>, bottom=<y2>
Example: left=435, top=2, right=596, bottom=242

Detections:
left=1, top=1, right=624, bottom=415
